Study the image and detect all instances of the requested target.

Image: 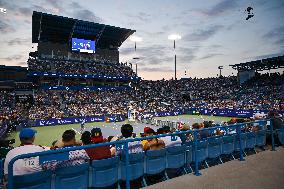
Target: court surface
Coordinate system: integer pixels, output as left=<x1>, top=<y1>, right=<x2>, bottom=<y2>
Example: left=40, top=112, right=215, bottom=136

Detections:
left=7, top=115, right=231, bottom=147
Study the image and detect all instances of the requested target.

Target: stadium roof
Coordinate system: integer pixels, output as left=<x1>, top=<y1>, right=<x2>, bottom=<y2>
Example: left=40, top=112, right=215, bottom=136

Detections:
left=32, top=11, right=135, bottom=48
left=0, top=65, right=27, bottom=71
left=230, top=55, right=284, bottom=71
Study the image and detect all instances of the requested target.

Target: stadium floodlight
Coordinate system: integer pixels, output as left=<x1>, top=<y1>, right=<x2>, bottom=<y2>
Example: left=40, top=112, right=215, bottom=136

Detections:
left=168, top=34, right=181, bottom=80
left=0, top=8, right=7, bottom=13
left=218, top=66, right=224, bottom=77
left=130, top=35, right=142, bottom=52
left=168, top=34, right=181, bottom=41
left=129, top=36, right=142, bottom=42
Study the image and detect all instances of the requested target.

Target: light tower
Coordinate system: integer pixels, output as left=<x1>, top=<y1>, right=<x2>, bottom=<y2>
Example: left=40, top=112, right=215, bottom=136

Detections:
left=129, top=35, right=142, bottom=76
left=218, top=66, right=224, bottom=77
left=168, top=34, right=181, bottom=80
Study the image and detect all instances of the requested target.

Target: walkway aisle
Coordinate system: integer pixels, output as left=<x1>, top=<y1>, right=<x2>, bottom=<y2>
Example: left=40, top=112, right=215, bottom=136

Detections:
left=146, top=148, right=284, bottom=189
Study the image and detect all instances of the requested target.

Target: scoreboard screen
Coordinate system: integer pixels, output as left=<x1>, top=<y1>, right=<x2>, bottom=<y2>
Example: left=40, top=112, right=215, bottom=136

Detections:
left=72, top=38, right=95, bottom=53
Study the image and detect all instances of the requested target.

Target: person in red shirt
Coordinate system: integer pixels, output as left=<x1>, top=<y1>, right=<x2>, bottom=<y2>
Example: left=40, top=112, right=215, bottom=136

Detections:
left=81, top=128, right=112, bottom=160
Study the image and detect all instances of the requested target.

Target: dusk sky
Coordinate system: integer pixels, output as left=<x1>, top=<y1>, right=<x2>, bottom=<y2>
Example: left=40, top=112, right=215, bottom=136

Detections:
left=0, top=0, right=283, bottom=80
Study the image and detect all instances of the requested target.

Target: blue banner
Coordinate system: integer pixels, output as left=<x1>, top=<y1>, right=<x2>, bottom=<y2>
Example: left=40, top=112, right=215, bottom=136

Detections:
left=41, top=86, right=132, bottom=91
left=28, top=72, right=140, bottom=81
left=196, top=108, right=284, bottom=118
left=140, top=111, right=183, bottom=117
left=34, top=115, right=125, bottom=126
left=33, top=108, right=283, bottom=127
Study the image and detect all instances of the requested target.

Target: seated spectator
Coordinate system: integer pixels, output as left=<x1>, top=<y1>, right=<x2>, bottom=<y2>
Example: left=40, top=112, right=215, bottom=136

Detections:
left=117, top=124, right=143, bottom=155
left=54, top=130, right=89, bottom=169
left=178, top=124, right=193, bottom=143
left=141, top=126, right=151, bottom=146
left=4, top=128, right=48, bottom=176
left=156, top=128, right=164, bottom=135
left=160, top=126, right=182, bottom=147
left=81, top=128, right=113, bottom=160
left=143, top=128, right=165, bottom=151
left=193, top=123, right=210, bottom=139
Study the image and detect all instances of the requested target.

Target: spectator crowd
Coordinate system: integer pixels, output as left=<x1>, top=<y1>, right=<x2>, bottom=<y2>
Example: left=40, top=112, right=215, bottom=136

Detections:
left=28, top=58, right=136, bottom=78
left=0, top=72, right=283, bottom=123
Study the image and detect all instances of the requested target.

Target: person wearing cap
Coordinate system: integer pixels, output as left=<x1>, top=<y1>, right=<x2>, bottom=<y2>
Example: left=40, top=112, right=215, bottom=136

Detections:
left=142, top=128, right=165, bottom=151
left=4, top=128, right=47, bottom=177
left=141, top=126, right=151, bottom=147
left=81, top=128, right=112, bottom=160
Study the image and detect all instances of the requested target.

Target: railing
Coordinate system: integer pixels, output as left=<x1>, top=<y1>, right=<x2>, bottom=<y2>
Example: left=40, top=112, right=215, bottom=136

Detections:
left=4, top=119, right=284, bottom=189
left=0, top=159, right=3, bottom=185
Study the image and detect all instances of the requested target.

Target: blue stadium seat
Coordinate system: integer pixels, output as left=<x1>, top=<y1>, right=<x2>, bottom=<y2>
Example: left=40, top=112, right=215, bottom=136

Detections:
left=245, top=132, right=256, bottom=153
left=192, top=140, right=208, bottom=168
left=145, top=149, right=168, bottom=180
left=207, top=136, right=223, bottom=164
left=256, top=129, right=267, bottom=147
left=91, top=156, right=119, bottom=188
left=277, top=129, right=284, bottom=146
left=234, top=133, right=247, bottom=156
left=120, top=152, right=146, bottom=186
left=221, top=135, right=235, bottom=160
left=166, top=145, right=187, bottom=174
left=54, top=163, right=89, bottom=189
left=0, top=159, right=3, bottom=185
left=14, top=170, right=52, bottom=189
left=185, top=145, right=193, bottom=172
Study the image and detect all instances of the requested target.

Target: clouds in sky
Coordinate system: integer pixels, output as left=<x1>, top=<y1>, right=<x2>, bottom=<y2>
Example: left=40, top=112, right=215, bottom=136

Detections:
left=0, top=0, right=283, bottom=80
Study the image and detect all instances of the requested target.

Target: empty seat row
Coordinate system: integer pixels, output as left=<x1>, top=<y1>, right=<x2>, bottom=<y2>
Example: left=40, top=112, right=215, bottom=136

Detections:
left=187, top=130, right=267, bottom=167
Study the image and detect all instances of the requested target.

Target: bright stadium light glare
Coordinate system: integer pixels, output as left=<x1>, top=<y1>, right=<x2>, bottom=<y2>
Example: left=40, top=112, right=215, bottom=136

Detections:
left=129, top=35, right=142, bottom=42
left=0, top=8, right=7, bottom=13
left=168, top=34, right=181, bottom=40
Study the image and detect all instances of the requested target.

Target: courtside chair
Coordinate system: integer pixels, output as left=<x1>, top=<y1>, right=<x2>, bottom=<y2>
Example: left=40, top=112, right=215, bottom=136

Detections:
left=245, top=132, right=256, bottom=153
left=166, top=145, right=187, bottom=174
left=255, top=129, right=267, bottom=149
left=192, top=140, right=209, bottom=168
left=91, top=156, right=120, bottom=188
left=14, top=170, right=52, bottom=189
left=120, top=152, right=146, bottom=187
left=145, top=149, right=168, bottom=181
left=54, top=163, right=89, bottom=189
left=207, top=136, right=223, bottom=165
left=221, top=135, right=235, bottom=160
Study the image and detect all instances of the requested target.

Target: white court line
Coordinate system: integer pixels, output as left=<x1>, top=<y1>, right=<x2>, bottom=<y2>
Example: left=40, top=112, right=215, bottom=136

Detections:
left=72, top=127, right=82, bottom=135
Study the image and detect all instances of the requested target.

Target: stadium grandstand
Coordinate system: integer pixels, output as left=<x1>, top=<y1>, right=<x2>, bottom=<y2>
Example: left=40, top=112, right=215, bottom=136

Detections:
left=0, top=7, right=284, bottom=189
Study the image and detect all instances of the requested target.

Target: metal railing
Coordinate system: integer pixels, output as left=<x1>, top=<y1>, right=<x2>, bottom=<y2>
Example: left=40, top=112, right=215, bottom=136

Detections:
left=4, top=119, right=283, bottom=189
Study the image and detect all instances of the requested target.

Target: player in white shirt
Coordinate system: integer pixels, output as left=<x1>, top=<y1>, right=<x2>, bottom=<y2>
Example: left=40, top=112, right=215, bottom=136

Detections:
left=4, top=128, right=48, bottom=177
